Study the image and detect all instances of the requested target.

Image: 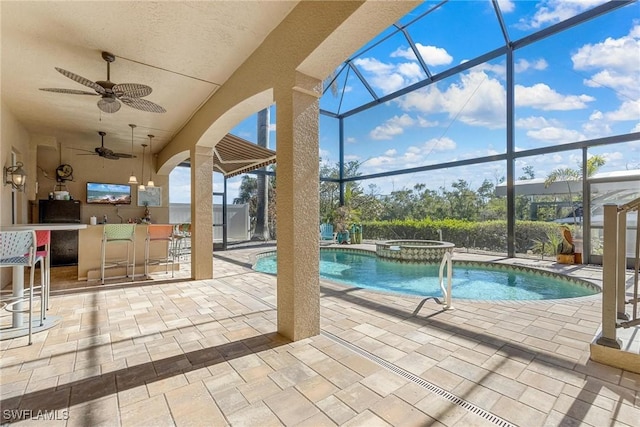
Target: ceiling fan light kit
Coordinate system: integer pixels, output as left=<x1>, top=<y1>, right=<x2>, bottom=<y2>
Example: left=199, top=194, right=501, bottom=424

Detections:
left=128, top=124, right=138, bottom=185
left=139, top=144, right=147, bottom=191
left=40, top=51, right=166, bottom=114
left=146, top=135, right=155, bottom=188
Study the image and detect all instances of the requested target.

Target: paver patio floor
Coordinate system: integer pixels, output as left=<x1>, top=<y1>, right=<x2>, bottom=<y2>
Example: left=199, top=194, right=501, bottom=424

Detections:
left=1, top=244, right=638, bottom=426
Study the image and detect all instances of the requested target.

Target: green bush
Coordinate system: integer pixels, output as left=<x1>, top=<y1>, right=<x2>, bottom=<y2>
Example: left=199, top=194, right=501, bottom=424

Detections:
left=362, top=219, right=573, bottom=253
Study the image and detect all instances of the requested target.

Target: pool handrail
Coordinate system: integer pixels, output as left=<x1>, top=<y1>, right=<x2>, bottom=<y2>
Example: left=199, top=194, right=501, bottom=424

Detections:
left=438, top=251, right=454, bottom=310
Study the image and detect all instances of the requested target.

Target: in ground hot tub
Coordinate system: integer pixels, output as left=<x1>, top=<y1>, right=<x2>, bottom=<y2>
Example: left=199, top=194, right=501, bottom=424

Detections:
left=376, top=240, right=455, bottom=262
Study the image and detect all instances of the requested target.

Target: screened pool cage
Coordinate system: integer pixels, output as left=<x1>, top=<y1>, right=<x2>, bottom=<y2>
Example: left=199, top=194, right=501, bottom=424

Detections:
left=313, top=0, right=639, bottom=264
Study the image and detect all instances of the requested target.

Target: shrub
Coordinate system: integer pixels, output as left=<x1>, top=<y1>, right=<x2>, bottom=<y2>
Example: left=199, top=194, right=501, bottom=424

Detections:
left=362, top=219, right=573, bottom=253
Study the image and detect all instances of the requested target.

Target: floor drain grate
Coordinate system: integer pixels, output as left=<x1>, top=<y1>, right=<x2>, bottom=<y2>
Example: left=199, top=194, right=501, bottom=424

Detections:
left=322, top=330, right=517, bottom=427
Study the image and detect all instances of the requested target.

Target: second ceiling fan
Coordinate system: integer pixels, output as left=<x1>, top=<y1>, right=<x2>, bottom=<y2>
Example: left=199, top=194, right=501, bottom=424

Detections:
left=40, top=51, right=166, bottom=114
left=74, top=131, right=136, bottom=160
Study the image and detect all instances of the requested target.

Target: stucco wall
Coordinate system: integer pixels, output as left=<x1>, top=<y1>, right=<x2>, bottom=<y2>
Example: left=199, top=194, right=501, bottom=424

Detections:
left=1, top=101, right=32, bottom=287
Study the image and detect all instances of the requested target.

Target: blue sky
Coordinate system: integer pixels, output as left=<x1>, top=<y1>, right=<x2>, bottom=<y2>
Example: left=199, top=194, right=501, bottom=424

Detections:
left=171, top=0, right=639, bottom=204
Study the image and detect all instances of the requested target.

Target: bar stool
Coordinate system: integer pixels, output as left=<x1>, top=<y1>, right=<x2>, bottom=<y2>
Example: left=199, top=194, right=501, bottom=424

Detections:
left=100, top=224, right=136, bottom=284
left=35, top=230, right=51, bottom=312
left=171, top=223, right=191, bottom=260
left=0, top=230, right=45, bottom=345
left=144, top=224, right=175, bottom=278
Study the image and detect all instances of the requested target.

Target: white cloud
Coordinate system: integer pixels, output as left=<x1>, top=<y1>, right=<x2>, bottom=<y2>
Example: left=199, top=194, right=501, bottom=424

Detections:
left=368, top=114, right=436, bottom=140
left=268, top=123, right=276, bottom=132
left=397, top=70, right=506, bottom=128
left=397, top=62, right=424, bottom=80
left=604, top=100, right=640, bottom=122
left=632, top=123, right=640, bottom=133
left=516, top=0, right=607, bottom=30
left=362, top=137, right=457, bottom=174
left=514, top=58, right=548, bottom=73
left=526, top=127, right=586, bottom=142
left=346, top=137, right=356, bottom=144
left=319, top=148, right=331, bottom=160
left=515, top=83, right=594, bottom=110
left=353, top=57, right=423, bottom=94
left=422, top=137, right=457, bottom=152
left=370, top=114, right=416, bottom=140
left=497, top=0, right=515, bottom=13
left=415, top=116, right=439, bottom=128
left=515, top=116, right=561, bottom=129
left=391, top=43, right=453, bottom=67
left=572, top=24, right=640, bottom=99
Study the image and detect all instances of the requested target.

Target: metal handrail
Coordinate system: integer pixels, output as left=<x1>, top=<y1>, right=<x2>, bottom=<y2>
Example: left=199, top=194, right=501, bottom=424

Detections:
left=619, top=196, right=640, bottom=212
left=438, top=250, right=454, bottom=310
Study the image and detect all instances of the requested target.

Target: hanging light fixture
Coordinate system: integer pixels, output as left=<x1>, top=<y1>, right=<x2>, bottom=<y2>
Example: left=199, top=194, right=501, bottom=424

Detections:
left=146, top=135, right=155, bottom=188
left=128, top=124, right=138, bottom=185
left=138, top=144, right=147, bottom=191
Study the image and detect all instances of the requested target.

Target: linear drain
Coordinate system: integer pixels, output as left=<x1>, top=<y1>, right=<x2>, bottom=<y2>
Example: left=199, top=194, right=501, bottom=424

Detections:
left=322, top=331, right=517, bottom=427
left=227, top=278, right=515, bottom=426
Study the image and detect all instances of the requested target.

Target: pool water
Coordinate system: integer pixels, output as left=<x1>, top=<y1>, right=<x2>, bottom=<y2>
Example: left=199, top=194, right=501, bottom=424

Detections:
left=253, top=250, right=598, bottom=301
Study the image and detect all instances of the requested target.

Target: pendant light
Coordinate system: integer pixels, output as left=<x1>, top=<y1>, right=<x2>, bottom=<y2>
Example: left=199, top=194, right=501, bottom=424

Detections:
left=138, top=144, right=147, bottom=191
left=146, top=134, right=155, bottom=188
left=128, top=124, right=138, bottom=185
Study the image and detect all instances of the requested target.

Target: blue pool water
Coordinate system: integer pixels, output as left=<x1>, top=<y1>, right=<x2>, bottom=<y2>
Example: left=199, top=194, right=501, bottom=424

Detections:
left=253, top=250, right=598, bottom=300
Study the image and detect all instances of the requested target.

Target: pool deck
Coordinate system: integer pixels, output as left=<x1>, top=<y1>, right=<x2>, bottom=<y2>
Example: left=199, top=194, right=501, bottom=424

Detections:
left=1, top=242, right=638, bottom=426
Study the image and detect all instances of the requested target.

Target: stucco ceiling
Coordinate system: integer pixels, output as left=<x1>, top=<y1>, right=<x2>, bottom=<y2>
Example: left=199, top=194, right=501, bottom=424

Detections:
left=1, top=1, right=298, bottom=157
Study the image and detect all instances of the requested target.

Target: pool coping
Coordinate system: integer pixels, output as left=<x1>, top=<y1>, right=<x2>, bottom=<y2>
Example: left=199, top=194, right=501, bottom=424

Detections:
left=251, top=246, right=603, bottom=305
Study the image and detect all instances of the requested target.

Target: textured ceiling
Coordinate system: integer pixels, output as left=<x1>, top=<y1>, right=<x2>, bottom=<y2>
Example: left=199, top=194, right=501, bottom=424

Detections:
left=1, top=1, right=298, bottom=156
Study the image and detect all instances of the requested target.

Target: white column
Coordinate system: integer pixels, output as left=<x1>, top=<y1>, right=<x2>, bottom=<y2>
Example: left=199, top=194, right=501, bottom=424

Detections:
left=275, top=73, right=321, bottom=341
left=190, top=145, right=213, bottom=280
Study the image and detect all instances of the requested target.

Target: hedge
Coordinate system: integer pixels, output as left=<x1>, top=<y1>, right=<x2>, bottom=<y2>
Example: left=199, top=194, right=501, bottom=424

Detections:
left=361, top=219, right=576, bottom=254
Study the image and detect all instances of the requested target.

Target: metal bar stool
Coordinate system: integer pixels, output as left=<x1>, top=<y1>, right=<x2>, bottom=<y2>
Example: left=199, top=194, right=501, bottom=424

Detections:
left=0, top=230, right=45, bottom=345
left=145, top=224, right=175, bottom=278
left=171, top=223, right=191, bottom=261
left=100, top=224, right=136, bottom=284
left=35, top=230, right=51, bottom=312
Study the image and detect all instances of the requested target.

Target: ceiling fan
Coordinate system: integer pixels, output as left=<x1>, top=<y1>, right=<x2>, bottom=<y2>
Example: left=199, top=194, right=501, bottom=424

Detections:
left=74, top=131, right=136, bottom=160
left=40, top=51, right=166, bottom=114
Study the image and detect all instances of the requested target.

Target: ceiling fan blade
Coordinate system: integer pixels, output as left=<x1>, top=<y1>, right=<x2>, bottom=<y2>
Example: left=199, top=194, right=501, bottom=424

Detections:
left=40, top=88, right=98, bottom=96
left=113, top=83, right=152, bottom=98
left=69, top=147, right=97, bottom=153
left=97, top=97, right=121, bottom=113
left=120, top=96, right=166, bottom=113
left=55, top=67, right=105, bottom=94
left=111, top=153, right=136, bottom=158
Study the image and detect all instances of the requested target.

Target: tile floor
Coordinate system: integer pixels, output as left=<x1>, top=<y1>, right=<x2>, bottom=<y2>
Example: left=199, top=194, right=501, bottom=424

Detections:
left=1, top=244, right=639, bottom=426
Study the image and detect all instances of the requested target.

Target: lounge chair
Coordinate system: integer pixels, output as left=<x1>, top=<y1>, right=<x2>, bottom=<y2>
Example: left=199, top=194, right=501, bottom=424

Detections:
left=320, top=223, right=335, bottom=242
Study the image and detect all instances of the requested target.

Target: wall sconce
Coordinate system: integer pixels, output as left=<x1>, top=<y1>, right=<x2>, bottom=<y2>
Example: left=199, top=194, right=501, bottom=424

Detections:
left=4, top=162, right=27, bottom=191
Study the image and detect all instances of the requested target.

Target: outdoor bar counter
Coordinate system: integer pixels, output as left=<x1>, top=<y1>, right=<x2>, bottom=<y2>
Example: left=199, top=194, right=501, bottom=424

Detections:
left=78, top=224, right=174, bottom=281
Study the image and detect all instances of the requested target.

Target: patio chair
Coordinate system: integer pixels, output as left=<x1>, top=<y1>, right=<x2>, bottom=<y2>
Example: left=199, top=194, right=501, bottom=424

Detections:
left=320, top=223, right=335, bottom=242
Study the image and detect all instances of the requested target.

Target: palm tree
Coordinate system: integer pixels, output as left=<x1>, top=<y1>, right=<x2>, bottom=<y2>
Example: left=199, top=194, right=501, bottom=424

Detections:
left=544, top=155, right=605, bottom=224
left=252, top=107, right=270, bottom=240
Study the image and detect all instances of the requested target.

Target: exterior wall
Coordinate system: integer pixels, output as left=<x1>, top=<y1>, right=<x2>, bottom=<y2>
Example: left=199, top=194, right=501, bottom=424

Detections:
left=1, top=101, right=32, bottom=287
left=35, top=142, right=170, bottom=225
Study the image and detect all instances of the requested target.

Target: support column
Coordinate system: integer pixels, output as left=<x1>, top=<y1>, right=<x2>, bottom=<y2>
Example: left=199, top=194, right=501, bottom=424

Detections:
left=190, top=145, right=214, bottom=280
left=275, top=72, right=322, bottom=341
left=597, top=203, right=621, bottom=348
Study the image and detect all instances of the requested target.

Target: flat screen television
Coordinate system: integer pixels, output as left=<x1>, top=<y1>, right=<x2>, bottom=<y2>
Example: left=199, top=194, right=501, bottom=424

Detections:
left=86, top=182, right=132, bottom=205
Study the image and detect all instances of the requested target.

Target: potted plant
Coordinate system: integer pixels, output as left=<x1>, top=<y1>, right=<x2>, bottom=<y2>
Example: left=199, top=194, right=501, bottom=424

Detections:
left=333, top=205, right=351, bottom=244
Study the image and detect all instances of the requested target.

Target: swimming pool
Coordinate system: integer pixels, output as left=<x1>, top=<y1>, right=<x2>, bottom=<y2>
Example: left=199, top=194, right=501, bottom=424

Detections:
left=253, top=249, right=600, bottom=301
